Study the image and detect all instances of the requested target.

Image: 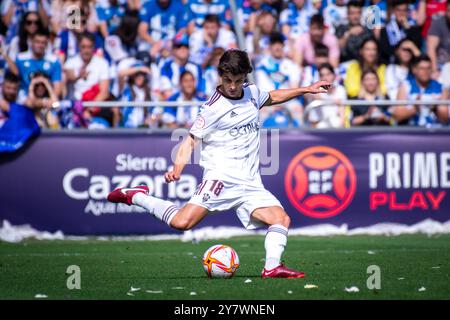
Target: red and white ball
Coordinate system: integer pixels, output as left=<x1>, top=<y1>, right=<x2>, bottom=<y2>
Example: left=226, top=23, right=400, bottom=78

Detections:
left=202, top=244, right=240, bottom=278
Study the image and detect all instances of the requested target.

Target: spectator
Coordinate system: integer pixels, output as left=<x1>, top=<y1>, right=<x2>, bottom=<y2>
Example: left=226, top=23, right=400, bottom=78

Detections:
left=301, top=43, right=330, bottom=87
left=305, top=63, right=347, bottom=128
left=0, top=71, right=40, bottom=153
left=256, top=32, right=302, bottom=124
left=24, top=72, right=59, bottom=128
left=1, top=0, right=51, bottom=43
left=378, top=0, right=422, bottom=64
left=7, top=11, right=52, bottom=61
left=0, top=72, right=21, bottom=127
left=186, top=0, right=232, bottom=33
left=55, top=7, right=102, bottom=63
left=439, top=61, right=450, bottom=99
left=294, top=14, right=340, bottom=68
left=385, top=39, right=420, bottom=100
left=237, top=0, right=275, bottom=34
left=189, top=14, right=237, bottom=68
left=96, top=0, right=129, bottom=38
left=245, top=10, right=278, bottom=60
left=344, top=38, right=386, bottom=98
left=120, top=61, right=152, bottom=128
left=138, top=0, right=188, bottom=58
left=262, top=107, right=300, bottom=128
left=393, top=55, right=447, bottom=127
left=426, top=0, right=450, bottom=79
left=203, top=47, right=225, bottom=97
left=351, top=68, right=391, bottom=126
left=416, top=0, right=447, bottom=37
left=362, top=0, right=388, bottom=37
left=256, top=32, right=301, bottom=91
left=323, top=0, right=348, bottom=34
left=105, top=10, right=140, bottom=63
left=162, top=70, right=206, bottom=128
left=335, top=1, right=374, bottom=63
left=280, top=0, right=317, bottom=40
left=438, top=61, right=450, bottom=124
left=13, top=28, right=62, bottom=101
left=51, top=0, right=98, bottom=35
left=158, top=33, right=204, bottom=100
left=64, top=32, right=113, bottom=128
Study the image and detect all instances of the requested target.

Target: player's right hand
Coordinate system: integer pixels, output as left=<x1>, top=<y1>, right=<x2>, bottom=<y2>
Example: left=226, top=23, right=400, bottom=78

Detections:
left=164, top=171, right=180, bottom=183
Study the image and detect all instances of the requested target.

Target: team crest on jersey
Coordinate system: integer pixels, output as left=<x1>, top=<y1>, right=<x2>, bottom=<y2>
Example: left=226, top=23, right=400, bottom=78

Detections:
left=202, top=193, right=210, bottom=203
left=250, top=98, right=258, bottom=109
left=195, top=115, right=205, bottom=128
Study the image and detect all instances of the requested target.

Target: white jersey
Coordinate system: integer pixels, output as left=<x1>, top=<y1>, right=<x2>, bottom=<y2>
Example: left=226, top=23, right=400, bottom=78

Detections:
left=189, top=83, right=269, bottom=186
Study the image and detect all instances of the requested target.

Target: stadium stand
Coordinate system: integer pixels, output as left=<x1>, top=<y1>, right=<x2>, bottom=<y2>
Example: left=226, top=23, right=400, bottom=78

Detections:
left=0, top=0, right=449, bottom=131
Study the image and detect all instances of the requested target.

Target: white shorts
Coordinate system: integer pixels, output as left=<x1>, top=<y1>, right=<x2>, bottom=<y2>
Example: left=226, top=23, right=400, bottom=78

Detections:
left=188, top=179, right=283, bottom=230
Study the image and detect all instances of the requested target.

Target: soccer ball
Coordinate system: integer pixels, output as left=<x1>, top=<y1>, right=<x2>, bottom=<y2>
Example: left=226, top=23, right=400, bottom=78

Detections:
left=202, top=244, right=240, bottom=278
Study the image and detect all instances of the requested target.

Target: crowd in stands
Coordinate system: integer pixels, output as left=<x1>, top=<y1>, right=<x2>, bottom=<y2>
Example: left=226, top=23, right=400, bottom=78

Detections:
left=0, top=0, right=449, bottom=130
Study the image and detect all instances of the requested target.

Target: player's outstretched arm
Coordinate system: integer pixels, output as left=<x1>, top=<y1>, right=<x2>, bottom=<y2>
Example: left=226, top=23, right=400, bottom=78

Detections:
left=263, top=80, right=332, bottom=107
left=165, top=133, right=198, bottom=183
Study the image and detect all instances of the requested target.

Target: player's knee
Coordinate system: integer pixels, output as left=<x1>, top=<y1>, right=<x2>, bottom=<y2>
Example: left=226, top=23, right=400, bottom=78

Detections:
left=280, top=214, right=291, bottom=228
left=171, top=217, right=194, bottom=231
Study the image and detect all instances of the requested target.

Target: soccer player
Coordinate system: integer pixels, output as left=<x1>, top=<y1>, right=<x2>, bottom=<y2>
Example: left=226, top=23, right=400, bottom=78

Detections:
left=107, top=49, right=331, bottom=279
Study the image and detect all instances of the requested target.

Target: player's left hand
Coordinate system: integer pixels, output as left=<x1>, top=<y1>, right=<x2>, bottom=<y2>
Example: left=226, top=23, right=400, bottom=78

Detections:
left=165, top=170, right=180, bottom=183
left=308, top=81, right=333, bottom=94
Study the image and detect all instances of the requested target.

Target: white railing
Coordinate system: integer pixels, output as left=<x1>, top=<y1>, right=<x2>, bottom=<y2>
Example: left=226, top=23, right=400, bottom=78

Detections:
left=302, top=99, right=450, bottom=127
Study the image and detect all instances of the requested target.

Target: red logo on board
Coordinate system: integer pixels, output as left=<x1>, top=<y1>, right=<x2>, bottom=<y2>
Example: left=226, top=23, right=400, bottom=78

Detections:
left=285, top=146, right=357, bottom=219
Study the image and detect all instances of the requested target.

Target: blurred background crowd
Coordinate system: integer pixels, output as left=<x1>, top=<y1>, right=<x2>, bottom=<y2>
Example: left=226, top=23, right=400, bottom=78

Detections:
left=0, top=0, right=449, bottom=130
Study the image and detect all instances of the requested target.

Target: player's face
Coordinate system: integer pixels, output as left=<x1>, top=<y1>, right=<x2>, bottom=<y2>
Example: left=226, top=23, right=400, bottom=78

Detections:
left=220, top=73, right=246, bottom=98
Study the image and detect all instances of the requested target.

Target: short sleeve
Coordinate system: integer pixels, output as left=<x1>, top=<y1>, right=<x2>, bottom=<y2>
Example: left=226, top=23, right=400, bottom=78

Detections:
left=189, top=104, right=221, bottom=139
left=249, top=84, right=270, bottom=108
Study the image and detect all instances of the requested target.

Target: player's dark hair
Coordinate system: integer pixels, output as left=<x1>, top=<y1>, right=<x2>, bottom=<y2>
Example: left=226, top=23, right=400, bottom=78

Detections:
left=78, top=31, right=96, bottom=45
left=314, top=43, right=329, bottom=58
left=3, top=71, right=20, bottom=84
left=218, top=49, right=253, bottom=76
left=411, top=54, right=432, bottom=67
left=310, top=14, right=325, bottom=28
left=203, top=14, right=221, bottom=26
left=269, top=32, right=285, bottom=45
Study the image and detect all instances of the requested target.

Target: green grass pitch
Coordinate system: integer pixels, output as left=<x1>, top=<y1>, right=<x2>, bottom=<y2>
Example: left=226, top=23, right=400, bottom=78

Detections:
left=0, top=235, right=449, bottom=300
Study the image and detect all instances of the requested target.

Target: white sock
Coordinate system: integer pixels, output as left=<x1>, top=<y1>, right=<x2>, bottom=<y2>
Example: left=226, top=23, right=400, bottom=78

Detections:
left=132, top=193, right=178, bottom=226
left=264, top=224, right=288, bottom=270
